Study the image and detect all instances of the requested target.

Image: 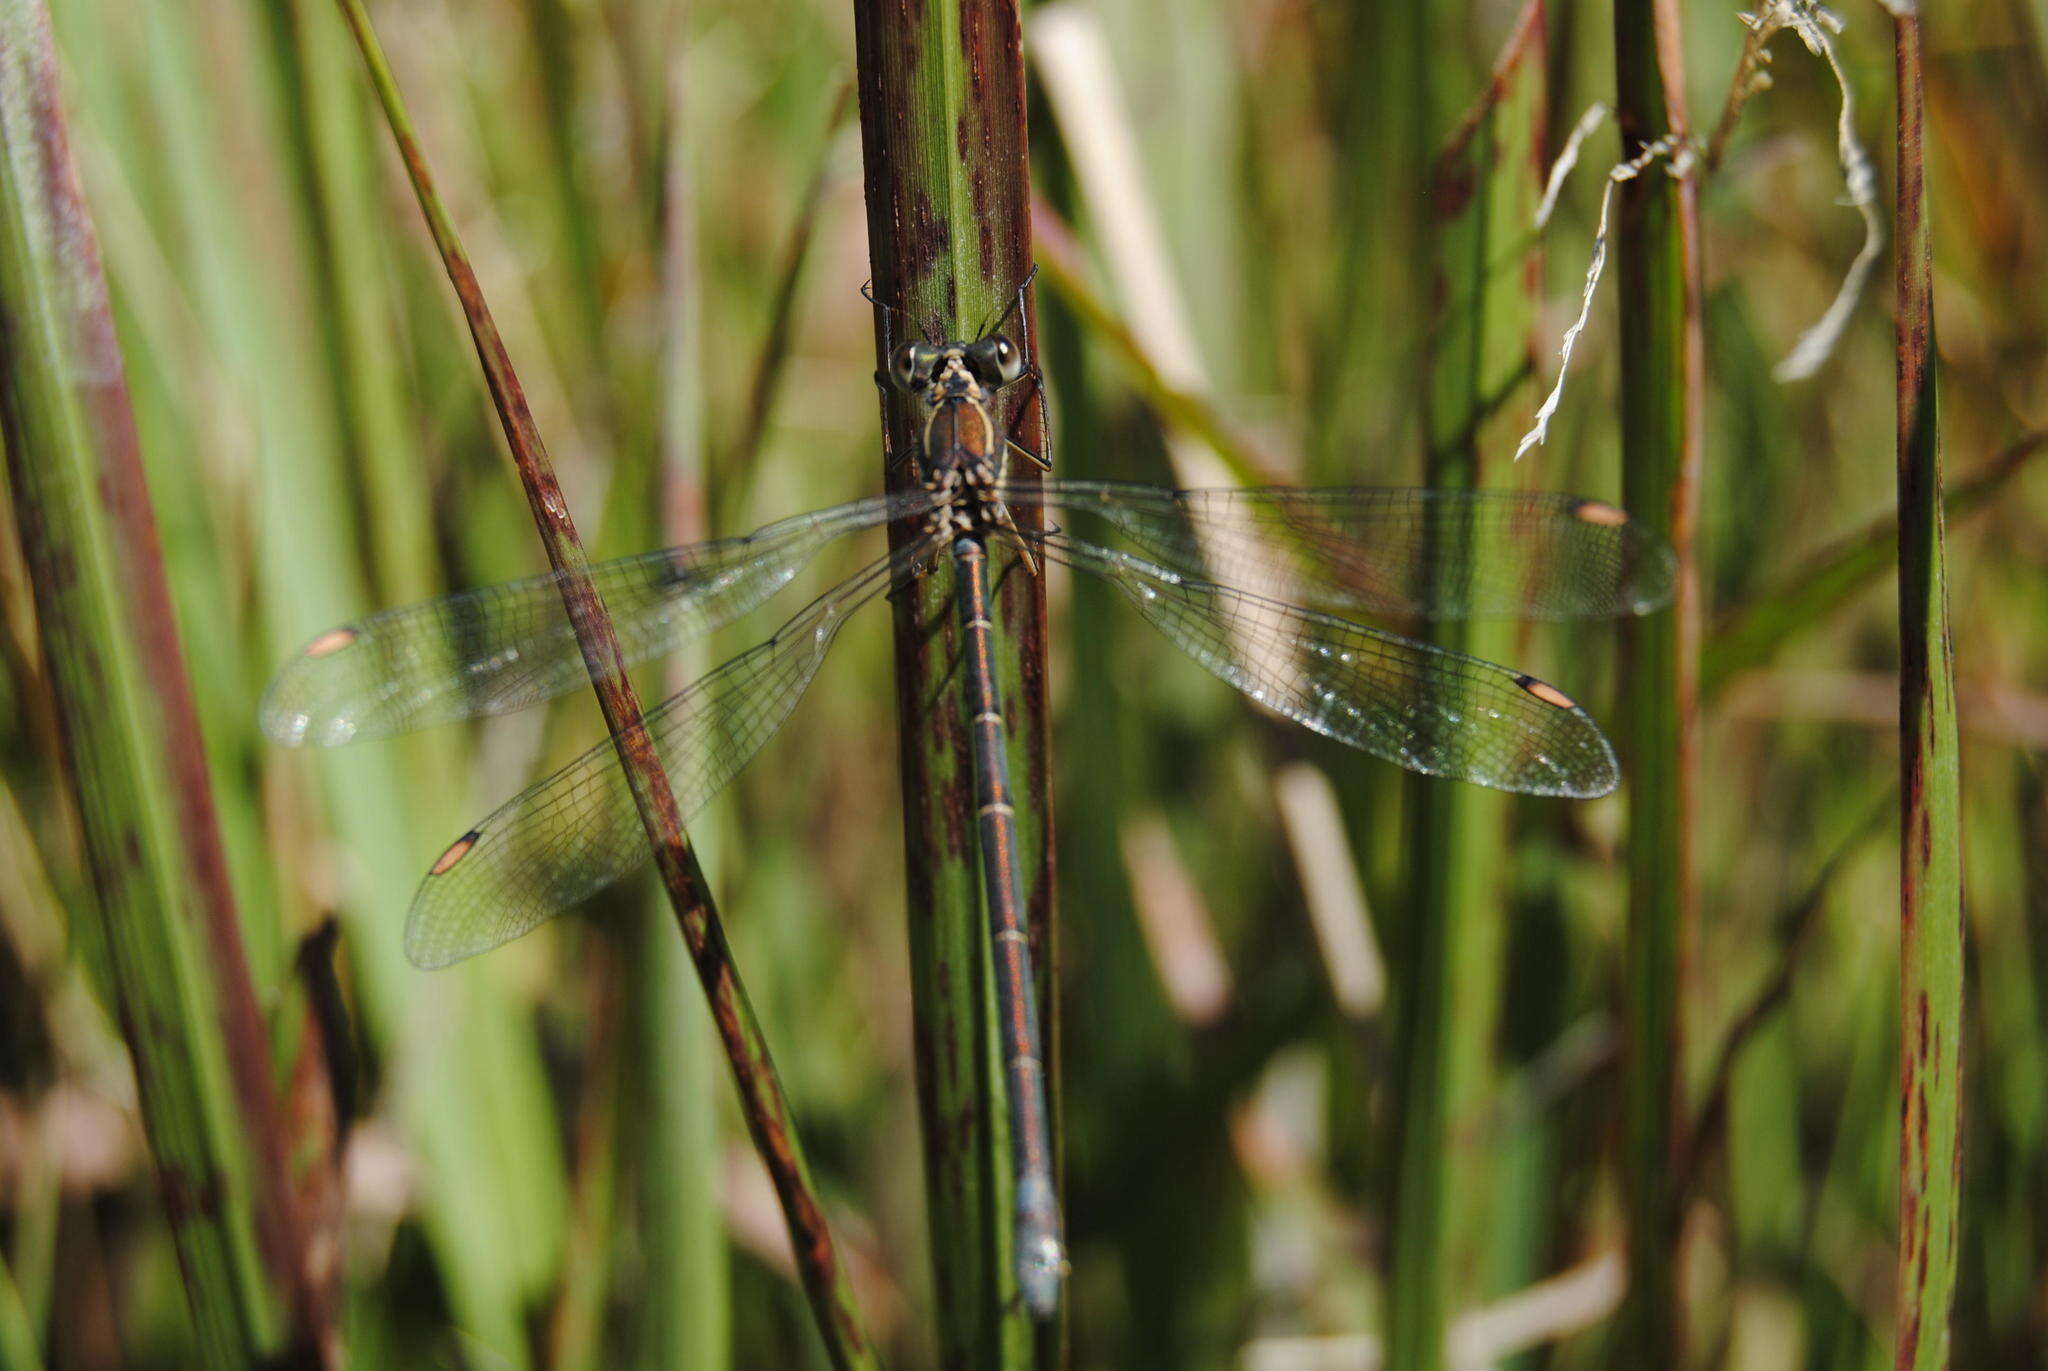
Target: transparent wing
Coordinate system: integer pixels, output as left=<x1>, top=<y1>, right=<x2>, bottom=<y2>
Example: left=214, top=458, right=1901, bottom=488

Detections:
left=263, top=489, right=941, bottom=745
left=1038, top=532, right=1619, bottom=798
left=402, top=532, right=938, bottom=969
left=1004, top=481, right=1675, bottom=620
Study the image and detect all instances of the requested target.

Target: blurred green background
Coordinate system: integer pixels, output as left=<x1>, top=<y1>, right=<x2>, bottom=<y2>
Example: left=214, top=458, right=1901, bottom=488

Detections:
left=0, top=0, right=2042, bottom=1367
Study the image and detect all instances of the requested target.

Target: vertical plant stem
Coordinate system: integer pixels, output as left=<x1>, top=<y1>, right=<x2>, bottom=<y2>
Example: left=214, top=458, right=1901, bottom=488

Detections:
left=0, top=1257, right=31, bottom=1371
left=519, top=0, right=612, bottom=389
left=717, top=83, right=852, bottom=494
left=1891, top=9, right=1964, bottom=1367
left=1611, top=0, right=1703, bottom=1364
left=261, top=0, right=436, bottom=607
left=0, top=4, right=335, bottom=1365
left=545, top=954, right=624, bottom=1371
left=331, top=2, right=876, bottom=1363
left=1312, top=0, right=1430, bottom=476
left=849, top=1, right=1052, bottom=1360
left=637, top=39, right=730, bottom=1369
left=1386, top=12, right=1547, bottom=1371
left=629, top=917, right=730, bottom=1368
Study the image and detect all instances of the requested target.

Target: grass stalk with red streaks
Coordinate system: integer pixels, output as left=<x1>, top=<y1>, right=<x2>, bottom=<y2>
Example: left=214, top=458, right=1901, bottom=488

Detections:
left=1890, top=8, right=1964, bottom=1366
left=850, top=0, right=1054, bottom=1358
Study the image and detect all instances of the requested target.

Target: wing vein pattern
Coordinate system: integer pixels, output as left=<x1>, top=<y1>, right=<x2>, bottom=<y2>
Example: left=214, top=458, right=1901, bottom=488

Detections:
left=1005, top=481, right=1676, bottom=620
left=403, top=532, right=937, bottom=968
left=1035, top=531, right=1620, bottom=798
left=264, top=489, right=940, bottom=745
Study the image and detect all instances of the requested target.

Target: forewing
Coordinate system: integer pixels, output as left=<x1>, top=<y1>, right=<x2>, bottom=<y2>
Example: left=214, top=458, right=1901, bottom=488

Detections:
left=1011, top=481, right=1675, bottom=620
left=402, top=534, right=935, bottom=968
left=264, top=489, right=939, bottom=745
left=1043, top=533, right=1619, bottom=797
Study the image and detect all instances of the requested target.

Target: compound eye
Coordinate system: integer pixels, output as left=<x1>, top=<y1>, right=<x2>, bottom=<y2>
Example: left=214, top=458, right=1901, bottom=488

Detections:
left=975, top=336, right=1025, bottom=384
left=889, top=343, right=920, bottom=389
left=992, top=337, right=1023, bottom=383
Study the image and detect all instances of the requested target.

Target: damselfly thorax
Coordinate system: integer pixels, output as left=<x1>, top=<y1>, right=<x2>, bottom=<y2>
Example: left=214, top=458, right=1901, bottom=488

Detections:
left=884, top=331, right=1045, bottom=554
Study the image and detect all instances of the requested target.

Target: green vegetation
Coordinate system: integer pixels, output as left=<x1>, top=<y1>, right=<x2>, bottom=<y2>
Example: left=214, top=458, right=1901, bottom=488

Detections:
left=1609, top=0, right=1701, bottom=1362
left=0, top=0, right=2028, bottom=1366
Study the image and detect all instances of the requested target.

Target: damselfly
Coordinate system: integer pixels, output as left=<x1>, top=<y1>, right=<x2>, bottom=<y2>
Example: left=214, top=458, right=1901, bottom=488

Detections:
left=263, top=276, right=1674, bottom=1319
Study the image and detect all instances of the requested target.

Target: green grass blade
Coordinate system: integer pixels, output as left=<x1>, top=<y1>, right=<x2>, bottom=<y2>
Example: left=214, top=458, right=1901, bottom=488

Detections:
left=715, top=84, right=852, bottom=494
left=0, top=1248, right=38, bottom=1371
left=1682, top=784, right=1895, bottom=1190
left=627, top=911, right=730, bottom=1368
left=261, top=0, right=441, bottom=608
left=1610, top=0, right=1704, bottom=1362
left=626, top=74, right=730, bottom=1364
left=545, top=954, right=624, bottom=1371
left=0, top=2, right=332, bottom=1361
left=1702, top=436, right=2044, bottom=703
left=1311, top=0, right=1430, bottom=475
left=1384, top=8, right=1546, bottom=1370
left=1031, top=215, right=1288, bottom=489
left=1891, top=11, right=1964, bottom=1367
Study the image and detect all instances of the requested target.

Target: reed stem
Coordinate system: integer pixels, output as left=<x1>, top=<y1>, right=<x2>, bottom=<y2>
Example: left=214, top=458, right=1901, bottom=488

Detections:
left=850, top=0, right=1053, bottom=1358
left=1890, top=10, right=1964, bottom=1366
left=1610, top=0, right=1703, bottom=1362
left=1385, top=8, right=1546, bottom=1369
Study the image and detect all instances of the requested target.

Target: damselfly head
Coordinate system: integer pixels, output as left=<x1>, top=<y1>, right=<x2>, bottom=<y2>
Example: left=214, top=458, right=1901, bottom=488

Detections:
left=892, top=336, right=1021, bottom=395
